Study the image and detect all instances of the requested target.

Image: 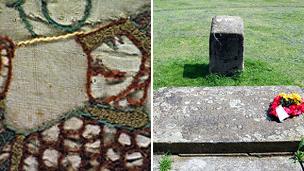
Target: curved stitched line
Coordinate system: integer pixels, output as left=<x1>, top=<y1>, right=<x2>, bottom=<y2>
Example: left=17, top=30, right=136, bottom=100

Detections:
left=41, top=0, right=92, bottom=32
left=16, top=5, right=37, bottom=37
left=0, top=36, right=15, bottom=100
left=7, top=0, right=38, bottom=37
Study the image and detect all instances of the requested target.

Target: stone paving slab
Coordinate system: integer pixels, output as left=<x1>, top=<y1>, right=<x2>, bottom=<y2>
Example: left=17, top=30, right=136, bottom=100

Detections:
left=153, top=86, right=304, bottom=153
left=153, top=155, right=302, bottom=171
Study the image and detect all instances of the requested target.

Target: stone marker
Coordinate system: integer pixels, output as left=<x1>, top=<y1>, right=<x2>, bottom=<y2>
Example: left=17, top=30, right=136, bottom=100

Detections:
left=153, top=86, right=304, bottom=154
left=209, top=16, right=244, bottom=75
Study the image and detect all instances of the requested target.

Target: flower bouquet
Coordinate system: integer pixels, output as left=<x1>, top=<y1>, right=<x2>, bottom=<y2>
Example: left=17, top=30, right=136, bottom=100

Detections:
left=268, top=93, right=304, bottom=122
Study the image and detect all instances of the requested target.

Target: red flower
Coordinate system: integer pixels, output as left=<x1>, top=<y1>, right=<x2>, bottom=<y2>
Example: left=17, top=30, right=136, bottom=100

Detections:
left=269, top=109, right=277, bottom=117
left=273, top=96, right=281, bottom=104
left=268, top=94, right=304, bottom=120
left=300, top=103, right=304, bottom=112
left=283, top=107, right=292, bottom=114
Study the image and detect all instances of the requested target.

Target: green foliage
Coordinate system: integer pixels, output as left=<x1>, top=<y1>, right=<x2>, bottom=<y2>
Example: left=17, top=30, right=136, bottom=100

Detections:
left=295, top=138, right=304, bottom=170
left=154, top=0, right=304, bottom=89
left=159, top=154, right=173, bottom=171
left=298, top=138, right=304, bottom=151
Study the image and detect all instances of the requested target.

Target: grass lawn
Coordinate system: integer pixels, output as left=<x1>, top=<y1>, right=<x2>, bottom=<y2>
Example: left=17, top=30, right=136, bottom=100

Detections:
left=153, top=0, right=304, bottom=90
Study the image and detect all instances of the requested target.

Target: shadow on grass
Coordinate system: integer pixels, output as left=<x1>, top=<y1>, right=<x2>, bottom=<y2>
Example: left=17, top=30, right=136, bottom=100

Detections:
left=183, top=64, right=209, bottom=78
left=183, top=63, right=242, bottom=79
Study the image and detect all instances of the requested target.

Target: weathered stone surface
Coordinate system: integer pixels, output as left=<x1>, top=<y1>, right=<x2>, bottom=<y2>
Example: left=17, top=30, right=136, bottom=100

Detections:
left=153, top=155, right=301, bottom=171
left=209, top=16, right=244, bottom=75
left=154, top=86, right=304, bottom=153
left=211, top=16, right=244, bottom=34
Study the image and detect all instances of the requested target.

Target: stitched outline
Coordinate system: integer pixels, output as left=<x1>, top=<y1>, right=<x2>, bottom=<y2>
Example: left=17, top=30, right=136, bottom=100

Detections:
left=41, top=0, right=92, bottom=32
left=0, top=16, right=151, bottom=170
left=7, top=0, right=92, bottom=37
left=76, top=19, right=151, bottom=108
left=7, top=0, right=38, bottom=37
left=0, top=36, right=15, bottom=100
left=4, top=116, right=150, bottom=170
left=15, top=19, right=151, bottom=108
left=0, top=18, right=151, bottom=133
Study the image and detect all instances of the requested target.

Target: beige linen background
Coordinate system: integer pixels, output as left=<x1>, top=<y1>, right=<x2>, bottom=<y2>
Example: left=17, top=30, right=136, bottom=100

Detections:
left=0, top=0, right=150, bottom=132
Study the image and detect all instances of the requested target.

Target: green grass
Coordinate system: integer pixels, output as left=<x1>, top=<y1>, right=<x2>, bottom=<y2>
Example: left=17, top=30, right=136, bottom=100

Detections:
left=154, top=0, right=304, bottom=89
left=159, top=154, right=173, bottom=171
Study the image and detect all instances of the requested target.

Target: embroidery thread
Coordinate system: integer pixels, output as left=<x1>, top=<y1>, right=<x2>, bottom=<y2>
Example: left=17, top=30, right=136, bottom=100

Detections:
left=0, top=9, right=151, bottom=170
left=41, top=0, right=92, bottom=32
left=1, top=116, right=150, bottom=170
left=0, top=36, right=15, bottom=100
left=7, top=0, right=92, bottom=37
left=76, top=19, right=151, bottom=108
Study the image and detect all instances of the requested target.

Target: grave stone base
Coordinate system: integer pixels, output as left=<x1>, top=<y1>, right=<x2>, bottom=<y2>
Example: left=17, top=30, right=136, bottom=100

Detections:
left=153, top=155, right=301, bottom=171
left=153, top=86, right=304, bottom=154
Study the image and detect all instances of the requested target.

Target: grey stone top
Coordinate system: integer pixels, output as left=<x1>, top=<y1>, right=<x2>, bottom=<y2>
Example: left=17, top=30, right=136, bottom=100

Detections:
left=211, top=16, right=244, bottom=34
left=153, top=86, right=304, bottom=143
left=153, top=155, right=301, bottom=171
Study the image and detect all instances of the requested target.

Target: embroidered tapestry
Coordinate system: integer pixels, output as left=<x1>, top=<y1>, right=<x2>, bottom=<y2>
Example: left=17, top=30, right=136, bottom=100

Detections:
left=0, top=0, right=151, bottom=170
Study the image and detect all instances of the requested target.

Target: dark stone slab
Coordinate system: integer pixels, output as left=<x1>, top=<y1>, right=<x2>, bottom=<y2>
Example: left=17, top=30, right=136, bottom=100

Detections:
left=209, top=16, right=244, bottom=75
left=153, top=86, right=304, bottom=154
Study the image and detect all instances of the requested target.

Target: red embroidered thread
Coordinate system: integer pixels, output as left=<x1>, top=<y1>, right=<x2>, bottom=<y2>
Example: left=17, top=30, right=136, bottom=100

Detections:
left=0, top=36, right=15, bottom=100
left=76, top=19, right=151, bottom=108
left=7, top=117, right=150, bottom=170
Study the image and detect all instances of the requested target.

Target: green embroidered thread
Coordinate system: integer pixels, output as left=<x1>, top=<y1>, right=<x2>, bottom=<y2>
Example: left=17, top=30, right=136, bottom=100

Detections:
left=4, top=106, right=87, bottom=135
left=0, top=159, right=9, bottom=171
left=0, top=129, right=15, bottom=148
left=6, top=0, right=37, bottom=37
left=6, top=0, right=92, bottom=37
left=41, top=0, right=92, bottom=32
left=4, top=104, right=149, bottom=135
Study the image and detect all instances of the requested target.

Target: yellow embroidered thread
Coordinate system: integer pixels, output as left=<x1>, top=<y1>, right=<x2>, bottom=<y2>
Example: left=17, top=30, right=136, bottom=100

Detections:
left=15, top=20, right=110, bottom=48
left=10, top=135, right=25, bottom=171
left=16, top=31, right=85, bottom=47
left=86, top=106, right=149, bottom=128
